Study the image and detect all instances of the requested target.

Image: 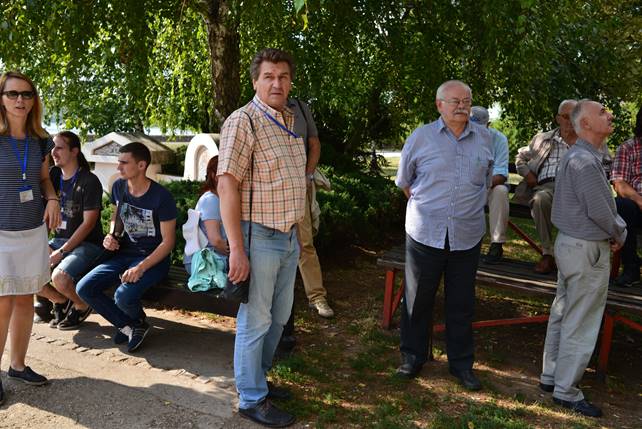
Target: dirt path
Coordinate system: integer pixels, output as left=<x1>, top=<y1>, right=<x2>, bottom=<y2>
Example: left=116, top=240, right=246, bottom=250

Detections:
left=0, top=309, right=274, bottom=429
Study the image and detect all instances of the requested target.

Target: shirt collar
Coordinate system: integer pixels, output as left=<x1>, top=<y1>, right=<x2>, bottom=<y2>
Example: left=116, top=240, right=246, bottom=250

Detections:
left=253, top=95, right=294, bottom=118
left=437, top=116, right=475, bottom=140
left=575, top=138, right=604, bottom=160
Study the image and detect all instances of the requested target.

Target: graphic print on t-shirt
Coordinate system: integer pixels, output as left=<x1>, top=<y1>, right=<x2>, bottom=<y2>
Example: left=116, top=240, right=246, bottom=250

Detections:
left=120, top=202, right=156, bottom=242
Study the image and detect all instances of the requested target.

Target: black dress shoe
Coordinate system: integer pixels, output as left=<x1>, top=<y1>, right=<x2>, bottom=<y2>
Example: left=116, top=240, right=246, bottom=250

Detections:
left=395, top=353, right=423, bottom=378
left=449, top=368, right=482, bottom=391
left=239, top=399, right=295, bottom=427
left=267, top=381, right=292, bottom=401
left=553, top=397, right=602, bottom=417
left=539, top=382, right=554, bottom=393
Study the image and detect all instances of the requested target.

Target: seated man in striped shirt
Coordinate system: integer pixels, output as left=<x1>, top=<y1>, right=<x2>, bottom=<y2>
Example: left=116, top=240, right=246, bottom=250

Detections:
left=539, top=99, right=626, bottom=418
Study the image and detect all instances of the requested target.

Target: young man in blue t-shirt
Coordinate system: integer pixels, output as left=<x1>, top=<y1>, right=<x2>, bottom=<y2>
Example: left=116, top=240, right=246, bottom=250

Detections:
left=76, top=142, right=177, bottom=352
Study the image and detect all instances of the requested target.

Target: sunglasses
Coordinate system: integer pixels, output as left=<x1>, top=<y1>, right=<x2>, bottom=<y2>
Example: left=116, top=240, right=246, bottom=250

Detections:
left=2, top=90, right=36, bottom=100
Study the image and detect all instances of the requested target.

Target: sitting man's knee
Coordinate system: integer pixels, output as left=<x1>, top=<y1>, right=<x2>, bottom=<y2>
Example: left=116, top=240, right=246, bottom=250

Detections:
left=52, top=269, right=74, bottom=291
left=491, top=184, right=509, bottom=198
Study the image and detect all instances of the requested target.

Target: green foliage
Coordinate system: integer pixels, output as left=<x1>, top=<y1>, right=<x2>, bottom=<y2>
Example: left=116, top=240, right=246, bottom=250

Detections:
left=162, top=144, right=188, bottom=177
left=315, top=166, right=405, bottom=254
left=1, top=0, right=640, bottom=160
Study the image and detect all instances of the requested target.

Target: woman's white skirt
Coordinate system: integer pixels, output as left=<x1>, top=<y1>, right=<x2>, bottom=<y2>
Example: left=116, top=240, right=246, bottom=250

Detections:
left=0, top=224, right=50, bottom=296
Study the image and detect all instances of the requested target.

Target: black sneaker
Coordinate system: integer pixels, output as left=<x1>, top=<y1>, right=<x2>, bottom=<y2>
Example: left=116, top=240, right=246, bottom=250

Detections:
left=48, top=300, right=71, bottom=328
left=613, top=270, right=640, bottom=288
left=483, top=243, right=503, bottom=264
left=8, top=366, right=48, bottom=386
left=113, top=328, right=129, bottom=344
left=127, top=321, right=150, bottom=352
left=553, top=397, right=602, bottom=417
left=57, top=306, right=92, bottom=330
left=239, top=398, right=296, bottom=427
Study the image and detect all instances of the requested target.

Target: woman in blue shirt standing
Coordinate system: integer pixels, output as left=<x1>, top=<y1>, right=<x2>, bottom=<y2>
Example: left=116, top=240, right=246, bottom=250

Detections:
left=0, top=71, right=61, bottom=405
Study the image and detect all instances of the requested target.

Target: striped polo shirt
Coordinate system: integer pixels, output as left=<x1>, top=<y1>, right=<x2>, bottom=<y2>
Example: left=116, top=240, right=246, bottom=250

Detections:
left=0, top=135, right=53, bottom=231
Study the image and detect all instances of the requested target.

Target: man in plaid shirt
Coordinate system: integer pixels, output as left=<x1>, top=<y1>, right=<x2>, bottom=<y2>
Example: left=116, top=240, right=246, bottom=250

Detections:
left=612, top=109, right=642, bottom=287
left=217, top=48, right=306, bottom=428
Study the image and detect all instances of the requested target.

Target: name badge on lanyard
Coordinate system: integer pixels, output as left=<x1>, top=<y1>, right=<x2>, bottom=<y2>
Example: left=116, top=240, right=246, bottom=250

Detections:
left=9, top=136, right=33, bottom=203
left=58, top=168, right=79, bottom=231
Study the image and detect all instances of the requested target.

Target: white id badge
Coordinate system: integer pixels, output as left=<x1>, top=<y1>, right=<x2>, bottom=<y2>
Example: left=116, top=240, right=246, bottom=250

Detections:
left=59, top=220, right=67, bottom=230
left=19, top=187, right=34, bottom=203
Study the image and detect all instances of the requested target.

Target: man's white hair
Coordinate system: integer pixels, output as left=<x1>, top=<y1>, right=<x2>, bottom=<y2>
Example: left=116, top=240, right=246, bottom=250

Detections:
left=570, top=99, right=593, bottom=133
left=558, top=99, right=577, bottom=114
left=436, top=80, right=472, bottom=100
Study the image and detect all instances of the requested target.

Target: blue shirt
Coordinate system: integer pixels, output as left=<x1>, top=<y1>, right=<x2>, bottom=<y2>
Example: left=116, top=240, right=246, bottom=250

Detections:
left=489, top=128, right=509, bottom=178
left=111, top=179, right=177, bottom=256
left=396, top=118, right=494, bottom=250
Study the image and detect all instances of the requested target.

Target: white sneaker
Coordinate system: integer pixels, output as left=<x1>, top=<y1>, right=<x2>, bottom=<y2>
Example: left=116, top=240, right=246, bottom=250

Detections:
left=310, top=298, right=334, bottom=318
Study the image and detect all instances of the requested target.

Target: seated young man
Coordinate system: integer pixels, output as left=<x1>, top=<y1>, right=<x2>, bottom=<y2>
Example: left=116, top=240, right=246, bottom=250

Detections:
left=76, top=142, right=176, bottom=352
left=38, top=131, right=104, bottom=330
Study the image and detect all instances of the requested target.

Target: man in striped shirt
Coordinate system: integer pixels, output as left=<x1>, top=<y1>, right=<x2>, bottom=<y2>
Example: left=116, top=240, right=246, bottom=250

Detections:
left=217, top=48, right=306, bottom=428
left=540, top=99, right=626, bottom=418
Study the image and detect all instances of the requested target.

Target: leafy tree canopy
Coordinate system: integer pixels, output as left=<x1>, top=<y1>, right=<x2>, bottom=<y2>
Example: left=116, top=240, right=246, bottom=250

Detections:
left=1, top=1, right=640, bottom=158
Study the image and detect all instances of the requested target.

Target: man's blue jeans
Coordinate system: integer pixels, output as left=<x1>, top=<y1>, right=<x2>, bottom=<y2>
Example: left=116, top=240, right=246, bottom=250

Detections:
left=235, top=222, right=299, bottom=409
left=76, top=252, right=170, bottom=328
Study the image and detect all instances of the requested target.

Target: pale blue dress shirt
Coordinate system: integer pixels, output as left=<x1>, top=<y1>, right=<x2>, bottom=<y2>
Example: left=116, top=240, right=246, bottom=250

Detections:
left=396, top=117, right=494, bottom=251
left=489, top=127, right=509, bottom=178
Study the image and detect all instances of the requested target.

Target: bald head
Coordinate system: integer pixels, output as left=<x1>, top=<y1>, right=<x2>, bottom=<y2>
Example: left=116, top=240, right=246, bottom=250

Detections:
left=570, top=99, right=614, bottom=147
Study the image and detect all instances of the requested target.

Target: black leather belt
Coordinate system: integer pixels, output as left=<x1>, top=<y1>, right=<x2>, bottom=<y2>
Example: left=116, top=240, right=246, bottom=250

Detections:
left=538, top=177, right=555, bottom=186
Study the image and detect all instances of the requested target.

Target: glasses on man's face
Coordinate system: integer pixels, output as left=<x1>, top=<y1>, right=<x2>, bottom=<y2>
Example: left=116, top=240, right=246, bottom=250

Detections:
left=441, top=98, right=472, bottom=107
left=558, top=114, right=570, bottom=120
left=2, top=90, right=35, bottom=100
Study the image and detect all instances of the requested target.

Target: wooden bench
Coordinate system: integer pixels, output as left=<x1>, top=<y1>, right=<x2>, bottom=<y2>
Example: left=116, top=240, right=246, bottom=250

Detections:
left=377, top=245, right=642, bottom=377
left=142, top=266, right=239, bottom=317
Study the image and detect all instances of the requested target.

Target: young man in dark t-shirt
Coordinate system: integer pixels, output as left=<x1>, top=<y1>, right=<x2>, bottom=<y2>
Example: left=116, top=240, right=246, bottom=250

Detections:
left=76, top=142, right=177, bottom=352
left=38, top=132, right=104, bottom=330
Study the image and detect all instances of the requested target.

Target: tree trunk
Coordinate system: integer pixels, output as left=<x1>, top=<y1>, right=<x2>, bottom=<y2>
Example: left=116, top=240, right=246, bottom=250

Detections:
left=194, top=0, right=241, bottom=129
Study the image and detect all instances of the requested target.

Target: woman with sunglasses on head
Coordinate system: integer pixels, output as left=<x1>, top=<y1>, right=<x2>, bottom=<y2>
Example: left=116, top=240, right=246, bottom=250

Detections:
left=0, top=71, right=60, bottom=405
left=37, top=131, right=104, bottom=330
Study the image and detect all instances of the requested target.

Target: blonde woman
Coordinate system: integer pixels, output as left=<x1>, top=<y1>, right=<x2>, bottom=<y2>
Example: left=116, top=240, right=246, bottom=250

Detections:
left=0, top=71, right=60, bottom=405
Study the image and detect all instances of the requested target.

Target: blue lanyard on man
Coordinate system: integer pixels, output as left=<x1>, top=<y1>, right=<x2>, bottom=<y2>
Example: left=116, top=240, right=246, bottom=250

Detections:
left=59, top=168, right=79, bottom=221
left=252, top=100, right=300, bottom=139
left=8, top=136, right=34, bottom=203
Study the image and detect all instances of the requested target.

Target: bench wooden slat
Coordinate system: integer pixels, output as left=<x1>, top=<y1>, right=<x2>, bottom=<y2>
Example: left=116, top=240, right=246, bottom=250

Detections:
left=142, top=265, right=240, bottom=317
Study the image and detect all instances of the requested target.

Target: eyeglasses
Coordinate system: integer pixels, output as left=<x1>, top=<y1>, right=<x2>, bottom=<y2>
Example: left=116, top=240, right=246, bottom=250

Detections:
left=2, top=90, right=35, bottom=100
left=557, top=114, right=570, bottom=120
left=440, top=98, right=472, bottom=106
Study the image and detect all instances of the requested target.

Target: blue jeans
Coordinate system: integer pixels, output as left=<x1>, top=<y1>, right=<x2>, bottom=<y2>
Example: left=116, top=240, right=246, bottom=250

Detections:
left=235, top=222, right=299, bottom=409
left=76, top=252, right=170, bottom=328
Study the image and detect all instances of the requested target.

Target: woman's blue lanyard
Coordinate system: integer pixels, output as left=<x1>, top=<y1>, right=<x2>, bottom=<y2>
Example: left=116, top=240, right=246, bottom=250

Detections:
left=59, top=169, right=79, bottom=220
left=252, top=101, right=300, bottom=139
left=8, top=136, right=29, bottom=184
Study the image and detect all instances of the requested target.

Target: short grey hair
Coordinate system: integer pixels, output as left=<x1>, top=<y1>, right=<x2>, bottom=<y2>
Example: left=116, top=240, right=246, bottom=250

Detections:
left=570, top=99, right=592, bottom=133
left=558, top=99, right=577, bottom=114
left=436, top=80, right=472, bottom=100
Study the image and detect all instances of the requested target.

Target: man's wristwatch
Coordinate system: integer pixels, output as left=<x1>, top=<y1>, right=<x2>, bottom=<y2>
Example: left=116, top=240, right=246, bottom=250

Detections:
left=307, top=173, right=314, bottom=181
left=59, top=248, right=67, bottom=256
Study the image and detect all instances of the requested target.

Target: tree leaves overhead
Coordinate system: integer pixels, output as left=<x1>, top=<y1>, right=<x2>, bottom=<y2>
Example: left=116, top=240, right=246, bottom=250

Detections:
left=1, top=0, right=640, bottom=152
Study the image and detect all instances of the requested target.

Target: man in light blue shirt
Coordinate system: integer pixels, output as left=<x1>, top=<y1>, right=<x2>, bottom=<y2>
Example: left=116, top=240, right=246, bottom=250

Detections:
left=395, top=80, right=493, bottom=390
left=470, top=106, right=510, bottom=264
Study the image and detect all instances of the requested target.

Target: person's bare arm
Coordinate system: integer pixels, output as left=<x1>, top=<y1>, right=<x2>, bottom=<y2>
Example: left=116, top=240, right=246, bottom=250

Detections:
left=40, top=156, right=61, bottom=230
left=306, top=136, right=321, bottom=176
left=203, top=219, right=229, bottom=255
left=120, top=219, right=176, bottom=283
left=218, top=173, right=249, bottom=284
left=50, top=209, right=100, bottom=267
left=613, top=180, right=642, bottom=210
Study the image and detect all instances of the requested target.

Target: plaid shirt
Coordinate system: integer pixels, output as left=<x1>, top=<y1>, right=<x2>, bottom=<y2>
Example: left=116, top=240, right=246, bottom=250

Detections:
left=217, top=96, right=307, bottom=232
left=611, top=137, right=642, bottom=194
left=537, top=134, right=569, bottom=182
